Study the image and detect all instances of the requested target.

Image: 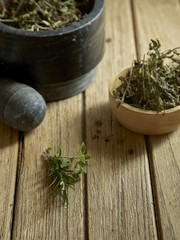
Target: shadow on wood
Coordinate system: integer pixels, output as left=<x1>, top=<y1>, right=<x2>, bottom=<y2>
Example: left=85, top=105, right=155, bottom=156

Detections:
left=0, top=121, right=18, bottom=148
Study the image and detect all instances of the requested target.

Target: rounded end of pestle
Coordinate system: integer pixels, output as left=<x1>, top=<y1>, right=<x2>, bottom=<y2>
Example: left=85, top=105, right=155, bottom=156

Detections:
left=3, top=86, right=46, bottom=132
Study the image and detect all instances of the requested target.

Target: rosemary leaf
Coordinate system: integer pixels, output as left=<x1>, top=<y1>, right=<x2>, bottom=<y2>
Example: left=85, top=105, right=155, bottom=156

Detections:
left=43, top=142, right=91, bottom=205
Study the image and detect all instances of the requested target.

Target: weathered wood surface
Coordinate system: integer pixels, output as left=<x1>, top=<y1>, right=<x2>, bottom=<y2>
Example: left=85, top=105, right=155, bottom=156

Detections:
left=133, top=0, right=180, bottom=239
left=0, top=123, right=18, bottom=240
left=12, top=96, right=85, bottom=240
left=85, top=0, right=157, bottom=239
left=0, top=0, right=179, bottom=240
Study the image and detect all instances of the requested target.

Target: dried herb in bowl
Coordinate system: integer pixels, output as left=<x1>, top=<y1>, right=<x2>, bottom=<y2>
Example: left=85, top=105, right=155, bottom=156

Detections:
left=113, top=39, right=180, bottom=112
left=0, top=0, right=90, bottom=31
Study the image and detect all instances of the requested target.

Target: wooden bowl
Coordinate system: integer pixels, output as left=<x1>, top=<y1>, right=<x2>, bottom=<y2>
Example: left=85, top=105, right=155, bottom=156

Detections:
left=109, top=68, right=180, bottom=135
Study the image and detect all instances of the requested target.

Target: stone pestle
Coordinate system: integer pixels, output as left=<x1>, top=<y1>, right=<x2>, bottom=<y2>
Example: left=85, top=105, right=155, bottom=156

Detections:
left=0, top=79, right=46, bottom=131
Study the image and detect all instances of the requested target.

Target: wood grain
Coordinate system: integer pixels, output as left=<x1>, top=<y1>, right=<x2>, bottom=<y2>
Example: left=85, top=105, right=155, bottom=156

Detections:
left=0, top=122, right=19, bottom=240
left=132, top=0, right=180, bottom=59
left=1, top=1, right=179, bottom=240
left=85, top=0, right=157, bottom=239
left=12, top=95, right=85, bottom=240
left=133, top=0, right=180, bottom=238
left=148, top=131, right=180, bottom=239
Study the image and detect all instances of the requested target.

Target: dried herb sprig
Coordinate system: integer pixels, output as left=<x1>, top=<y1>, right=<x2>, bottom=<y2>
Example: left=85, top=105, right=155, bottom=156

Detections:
left=0, top=0, right=90, bottom=31
left=43, top=142, right=91, bottom=204
left=113, top=39, right=180, bottom=112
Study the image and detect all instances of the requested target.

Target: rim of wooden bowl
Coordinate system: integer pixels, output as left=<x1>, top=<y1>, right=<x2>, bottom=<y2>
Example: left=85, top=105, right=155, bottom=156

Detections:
left=108, top=67, right=180, bottom=135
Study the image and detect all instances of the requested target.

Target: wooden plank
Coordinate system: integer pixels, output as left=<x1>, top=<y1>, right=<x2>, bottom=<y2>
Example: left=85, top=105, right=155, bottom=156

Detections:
left=0, top=122, right=19, bottom=240
left=148, top=130, right=180, bottom=239
left=85, top=0, right=157, bottom=239
left=132, top=0, right=180, bottom=58
left=12, top=95, right=85, bottom=240
left=132, top=0, right=180, bottom=238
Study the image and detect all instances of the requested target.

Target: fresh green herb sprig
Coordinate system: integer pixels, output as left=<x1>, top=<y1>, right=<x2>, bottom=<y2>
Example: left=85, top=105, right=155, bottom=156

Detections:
left=113, top=39, right=180, bottom=112
left=44, top=142, right=91, bottom=204
left=0, top=0, right=90, bottom=31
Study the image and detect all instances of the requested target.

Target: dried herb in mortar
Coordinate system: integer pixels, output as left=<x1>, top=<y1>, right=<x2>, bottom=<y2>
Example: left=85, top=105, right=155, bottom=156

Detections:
left=43, top=142, right=91, bottom=204
left=113, top=39, right=180, bottom=112
left=0, top=0, right=90, bottom=31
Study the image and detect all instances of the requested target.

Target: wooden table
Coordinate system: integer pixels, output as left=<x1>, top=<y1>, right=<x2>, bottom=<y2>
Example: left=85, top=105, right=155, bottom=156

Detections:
left=0, top=0, right=180, bottom=239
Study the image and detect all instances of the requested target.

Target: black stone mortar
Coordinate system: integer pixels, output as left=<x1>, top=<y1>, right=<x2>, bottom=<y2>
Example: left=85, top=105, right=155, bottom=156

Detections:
left=0, top=0, right=104, bottom=131
left=0, top=0, right=105, bottom=102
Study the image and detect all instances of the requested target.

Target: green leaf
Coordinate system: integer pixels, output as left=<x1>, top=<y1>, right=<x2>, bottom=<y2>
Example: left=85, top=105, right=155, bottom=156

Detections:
left=50, top=182, right=62, bottom=197
left=60, top=158, right=70, bottom=168
left=81, top=164, right=87, bottom=173
left=80, top=142, right=86, bottom=154
left=80, top=155, right=85, bottom=163
left=49, top=176, right=58, bottom=188
left=63, top=190, right=68, bottom=205
left=56, top=145, right=62, bottom=156
left=85, top=154, right=91, bottom=160
left=44, top=147, right=52, bottom=154
left=44, top=142, right=91, bottom=204
left=77, top=142, right=86, bottom=155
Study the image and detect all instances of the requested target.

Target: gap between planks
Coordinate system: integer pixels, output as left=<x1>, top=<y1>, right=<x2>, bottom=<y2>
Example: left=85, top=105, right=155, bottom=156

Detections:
left=10, top=132, right=24, bottom=240
left=132, top=0, right=180, bottom=239
left=82, top=91, right=89, bottom=240
left=145, top=136, right=164, bottom=240
left=130, top=1, right=161, bottom=238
